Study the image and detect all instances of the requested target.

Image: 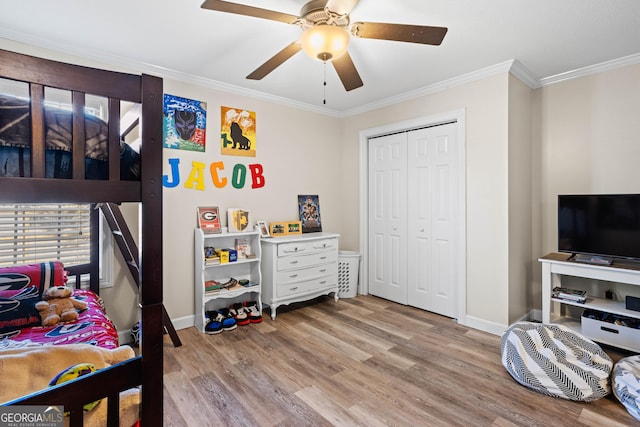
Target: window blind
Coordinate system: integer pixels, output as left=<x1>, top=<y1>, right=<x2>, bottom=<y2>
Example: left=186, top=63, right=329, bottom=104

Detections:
left=0, top=204, right=91, bottom=268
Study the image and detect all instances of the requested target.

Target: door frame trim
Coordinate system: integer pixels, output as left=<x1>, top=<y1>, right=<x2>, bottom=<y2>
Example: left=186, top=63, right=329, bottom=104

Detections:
left=358, top=109, right=467, bottom=325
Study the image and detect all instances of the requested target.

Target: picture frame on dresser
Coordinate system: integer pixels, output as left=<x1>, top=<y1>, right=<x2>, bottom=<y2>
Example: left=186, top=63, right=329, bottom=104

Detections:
left=286, top=221, right=302, bottom=235
left=256, top=220, right=270, bottom=238
left=269, top=222, right=287, bottom=236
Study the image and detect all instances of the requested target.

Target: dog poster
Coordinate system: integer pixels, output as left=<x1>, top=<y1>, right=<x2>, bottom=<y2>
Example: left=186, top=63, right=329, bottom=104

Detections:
left=220, top=106, right=256, bottom=157
left=163, top=94, right=207, bottom=152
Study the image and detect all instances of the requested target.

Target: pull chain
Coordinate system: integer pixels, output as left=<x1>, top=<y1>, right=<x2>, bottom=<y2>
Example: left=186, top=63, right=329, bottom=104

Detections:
left=323, top=61, right=327, bottom=105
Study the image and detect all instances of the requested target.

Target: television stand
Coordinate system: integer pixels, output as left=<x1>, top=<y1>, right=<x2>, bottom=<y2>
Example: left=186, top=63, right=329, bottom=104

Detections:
left=571, top=253, right=612, bottom=266
left=539, top=253, right=640, bottom=352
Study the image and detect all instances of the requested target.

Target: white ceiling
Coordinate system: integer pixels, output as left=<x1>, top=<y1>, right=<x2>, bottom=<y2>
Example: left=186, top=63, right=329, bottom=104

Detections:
left=1, top=0, right=639, bottom=115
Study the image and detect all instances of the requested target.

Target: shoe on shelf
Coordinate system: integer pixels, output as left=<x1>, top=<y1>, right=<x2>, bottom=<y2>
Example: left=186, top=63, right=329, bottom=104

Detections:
left=244, top=301, right=263, bottom=323
left=217, top=308, right=238, bottom=331
left=220, top=278, right=238, bottom=289
left=229, top=303, right=250, bottom=326
left=204, top=311, right=223, bottom=335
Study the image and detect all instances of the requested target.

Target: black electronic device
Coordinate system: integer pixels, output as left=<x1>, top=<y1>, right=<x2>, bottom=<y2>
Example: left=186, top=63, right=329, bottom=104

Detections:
left=558, top=194, right=640, bottom=262
left=626, top=296, right=640, bottom=312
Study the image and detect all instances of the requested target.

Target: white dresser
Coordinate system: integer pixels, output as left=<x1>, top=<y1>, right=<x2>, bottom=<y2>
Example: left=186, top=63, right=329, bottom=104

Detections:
left=261, top=232, right=339, bottom=319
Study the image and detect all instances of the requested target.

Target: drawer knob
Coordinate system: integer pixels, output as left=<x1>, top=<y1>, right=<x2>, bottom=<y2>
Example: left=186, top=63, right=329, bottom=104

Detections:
left=319, top=269, right=326, bottom=273
left=290, top=286, right=298, bottom=291
left=289, top=274, right=298, bottom=278
left=320, top=256, right=327, bottom=260
left=320, top=281, right=327, bottom=284
left=290, top=260, right=299, bottom=264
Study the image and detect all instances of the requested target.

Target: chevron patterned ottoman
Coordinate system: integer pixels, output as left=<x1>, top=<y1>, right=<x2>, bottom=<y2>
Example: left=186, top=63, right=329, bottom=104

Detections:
left=613, top=355, right=640, bottom=421
left=501, top=322, right=612, bottom=402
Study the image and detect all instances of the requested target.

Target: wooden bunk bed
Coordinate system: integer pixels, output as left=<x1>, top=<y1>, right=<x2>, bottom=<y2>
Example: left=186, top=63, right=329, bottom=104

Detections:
left=0, top=48, right=164, bottom=426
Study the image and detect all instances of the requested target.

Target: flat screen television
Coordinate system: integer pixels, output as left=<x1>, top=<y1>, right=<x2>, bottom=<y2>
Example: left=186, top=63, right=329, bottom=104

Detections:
left=558, top=194, right=640, bottom=262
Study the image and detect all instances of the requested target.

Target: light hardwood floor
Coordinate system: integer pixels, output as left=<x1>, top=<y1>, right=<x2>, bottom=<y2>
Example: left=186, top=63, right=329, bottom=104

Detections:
left=163, top=295, right=636, bottom=426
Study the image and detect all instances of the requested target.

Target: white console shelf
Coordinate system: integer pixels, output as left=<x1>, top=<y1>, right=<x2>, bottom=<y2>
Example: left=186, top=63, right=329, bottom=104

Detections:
left=194, top=228, right=262, bottom=333
left=540, top=253, right=640, bottom=352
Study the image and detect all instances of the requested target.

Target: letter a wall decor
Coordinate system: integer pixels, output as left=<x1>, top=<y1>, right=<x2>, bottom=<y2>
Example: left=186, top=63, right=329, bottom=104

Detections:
left=163, top=94, right=207, bottom=152
left=221, top=106, right=256, bottom=157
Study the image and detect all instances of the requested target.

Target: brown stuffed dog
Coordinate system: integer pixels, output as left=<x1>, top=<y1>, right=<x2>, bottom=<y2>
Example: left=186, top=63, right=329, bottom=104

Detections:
left=35, top=285, right=88, bottom=326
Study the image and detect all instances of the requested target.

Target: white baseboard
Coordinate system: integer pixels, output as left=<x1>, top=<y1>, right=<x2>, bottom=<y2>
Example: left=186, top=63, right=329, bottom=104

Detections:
left=462, top=310, right=543, bottom=338
left=170, top=315, right=195, bottom=331
left=462, top=315, right=509, bottom=336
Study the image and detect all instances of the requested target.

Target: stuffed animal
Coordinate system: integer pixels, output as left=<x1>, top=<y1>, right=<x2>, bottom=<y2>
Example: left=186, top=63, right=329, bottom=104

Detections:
left=35, top=285, right=88, bottom=326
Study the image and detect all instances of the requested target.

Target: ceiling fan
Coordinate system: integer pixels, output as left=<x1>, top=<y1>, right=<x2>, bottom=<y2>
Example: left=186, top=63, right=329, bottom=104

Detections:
left=201, top=0, right=448, bottom=91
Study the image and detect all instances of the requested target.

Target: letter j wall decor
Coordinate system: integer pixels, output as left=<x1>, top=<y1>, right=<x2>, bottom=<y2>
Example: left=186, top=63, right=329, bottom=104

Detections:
left=163, top=94, right=207, bottom=152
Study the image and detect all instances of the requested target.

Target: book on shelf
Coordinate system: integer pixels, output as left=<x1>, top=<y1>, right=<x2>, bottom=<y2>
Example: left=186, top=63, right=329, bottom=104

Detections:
left=204, top=280, right=222, bottom=293
left=204, top=256, right=220, bottom=266
left=197, top=206, right=222, bottom=234
left=235, top=238, right=250, bottom=259
left=552, top=287, right=587, bottom=303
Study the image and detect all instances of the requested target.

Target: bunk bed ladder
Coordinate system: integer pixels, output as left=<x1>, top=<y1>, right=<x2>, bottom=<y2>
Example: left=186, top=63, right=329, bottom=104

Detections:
left=99, top=202, right=182, bottom=347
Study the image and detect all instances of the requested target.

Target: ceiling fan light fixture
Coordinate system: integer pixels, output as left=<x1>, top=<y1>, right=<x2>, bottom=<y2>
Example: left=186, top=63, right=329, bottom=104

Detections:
left=301, top=25, right=350, bottom=62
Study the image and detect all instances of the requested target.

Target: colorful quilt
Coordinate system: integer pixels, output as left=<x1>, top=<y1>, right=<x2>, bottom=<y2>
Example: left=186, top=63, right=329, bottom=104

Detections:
left=0, top=289, right=119, bottom=349
left=0, top=262, right=119, bottom=349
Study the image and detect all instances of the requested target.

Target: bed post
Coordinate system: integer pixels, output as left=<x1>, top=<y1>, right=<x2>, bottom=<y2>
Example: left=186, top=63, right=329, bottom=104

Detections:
left=140, top=73, right=164, bottom=427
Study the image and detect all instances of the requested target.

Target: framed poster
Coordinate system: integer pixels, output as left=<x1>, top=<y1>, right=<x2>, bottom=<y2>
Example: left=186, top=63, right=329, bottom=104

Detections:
left=298, top=195, right=322, bottom=233
left=197, top=207, right=221, bottom=234
left=163, top=94, right=207, bottom=152
left=221, top=106, right=256, bottom=157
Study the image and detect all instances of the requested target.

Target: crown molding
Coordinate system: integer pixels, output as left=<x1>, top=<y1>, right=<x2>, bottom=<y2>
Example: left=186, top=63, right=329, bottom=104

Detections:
left=537, top=52, right=640, bottom=87
left=3, top=28, right=639, bottom=118
left=342, top=60, right=519, bottom=117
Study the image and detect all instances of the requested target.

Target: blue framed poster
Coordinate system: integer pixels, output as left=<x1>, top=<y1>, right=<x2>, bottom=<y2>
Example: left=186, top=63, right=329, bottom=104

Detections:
left=163, top=94, right=207, bottom=152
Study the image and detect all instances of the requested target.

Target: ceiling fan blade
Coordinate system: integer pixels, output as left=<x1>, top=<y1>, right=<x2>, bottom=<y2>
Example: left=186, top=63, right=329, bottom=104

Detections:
left=331, top=52, right=363, bottom=91
left=246, top=42, right=302, bottom=80
left=351, top=22, right=448, bottom=45
left=325, top=0, right=360, bottom=16
left=201, top=0, right=299, bottom=24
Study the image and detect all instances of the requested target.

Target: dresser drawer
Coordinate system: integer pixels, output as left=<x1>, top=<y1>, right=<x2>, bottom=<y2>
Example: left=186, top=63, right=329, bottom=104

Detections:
left=277, top=263, right=337, bottom=285
left=278, top=274, right=337, bottom=298
left=277, top=251, right=338, bottom=271
left=277, top=238, right=337, bottom=257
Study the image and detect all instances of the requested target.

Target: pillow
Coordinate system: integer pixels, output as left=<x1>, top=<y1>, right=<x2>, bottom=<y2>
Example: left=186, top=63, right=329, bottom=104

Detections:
left=0, top=286, right=41, bottom=332
left=0, top=261, right=67, bottom=295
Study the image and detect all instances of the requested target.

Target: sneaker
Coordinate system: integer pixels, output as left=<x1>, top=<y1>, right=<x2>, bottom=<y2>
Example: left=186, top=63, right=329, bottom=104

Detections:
left=204, top=311, right=223, bottom=335
left=244, top=301, right=263, bottom=323
left=217, top=308, right=238, bottom=331
left=229, top=303, right=250, bottom=326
